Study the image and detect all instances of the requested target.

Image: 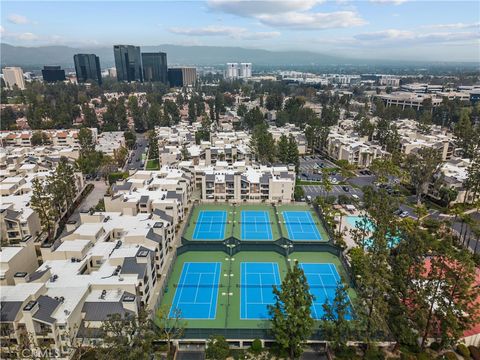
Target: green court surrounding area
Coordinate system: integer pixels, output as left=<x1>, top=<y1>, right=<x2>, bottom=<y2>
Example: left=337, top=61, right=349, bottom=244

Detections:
left=183, top=204, right=235, bottom=241
left=158, top=249, right=355, bottom=330
left=183, top=203, right=329, bottom=242
left=277, top=204, right=329, bottom=241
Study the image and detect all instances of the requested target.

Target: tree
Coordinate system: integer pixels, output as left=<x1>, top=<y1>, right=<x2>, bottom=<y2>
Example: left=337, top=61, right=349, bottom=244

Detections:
left=124, top=130, right=136, bottom=149
left=269, top=262, right=314, bottom=359
left=237, top=104, right=247, bottom=117
left=454, top=109, right=478, bottom=159
left=404, top=147, right=442, bottom=205
left=78, top=127, right=95, bottom=153
left=250, top=122, right=275, bottom=163
left=148, top=130, right=159, bottom=160
left=30, top=131, right=50, bottom=146
left=30, top=177, right=57, bottom=242
left=206, top=335, right=230, bottom=360
left=82, top=104, right=98, bottom=128
left=276, top=134, right=289, bottom=163
left=113, top=146, right=129, bottom=168
left=321, top=282, right=354, bottom=354
left=188, top=98, right=196, bottom=124
left=287, top=134, right=300, bottom=171
left=0, top=107, right=17, bottom=130
left=155, top=306, right=186, bottom=356
left=265, top=93, right=283, bottom=111
left=244, top=106, right=264, bottom=129
left=96, top=311, right=155, bottom=360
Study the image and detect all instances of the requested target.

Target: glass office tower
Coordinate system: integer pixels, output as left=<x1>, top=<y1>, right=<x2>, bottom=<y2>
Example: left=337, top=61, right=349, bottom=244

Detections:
left=74, top=54, right=102, bottom=85
left=113, top=45, right=143, bottom=82
left=142, top=52, right=167, bottom=83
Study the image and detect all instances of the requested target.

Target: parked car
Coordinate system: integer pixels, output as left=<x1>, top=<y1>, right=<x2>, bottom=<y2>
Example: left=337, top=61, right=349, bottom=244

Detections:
left=342, top=186, right=349, bottom=192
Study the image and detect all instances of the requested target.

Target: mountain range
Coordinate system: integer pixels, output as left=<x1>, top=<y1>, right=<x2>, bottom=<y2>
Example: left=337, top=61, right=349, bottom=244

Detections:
left=1, top=43, right=350, bottom=69
left=1, top=43, right=477, bottom=71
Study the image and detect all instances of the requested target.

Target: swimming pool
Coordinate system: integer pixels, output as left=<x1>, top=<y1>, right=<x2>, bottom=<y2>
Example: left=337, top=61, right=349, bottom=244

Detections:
left=345, top=215, right=401, bottom=248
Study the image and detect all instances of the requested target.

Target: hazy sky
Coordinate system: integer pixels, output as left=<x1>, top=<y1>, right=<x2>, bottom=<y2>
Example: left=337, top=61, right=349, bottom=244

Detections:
left=1, top=0, right=479, bottom=62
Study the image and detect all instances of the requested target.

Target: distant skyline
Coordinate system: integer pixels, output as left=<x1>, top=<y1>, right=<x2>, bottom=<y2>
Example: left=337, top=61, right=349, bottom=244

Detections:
left=1, top=1, right=479, bottom=62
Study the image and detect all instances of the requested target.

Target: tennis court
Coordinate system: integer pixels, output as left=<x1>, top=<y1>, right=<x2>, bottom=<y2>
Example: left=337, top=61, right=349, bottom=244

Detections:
left=240, top=262, right=281, bottom=319
left=283, top=211, right=322, bottom=241
left=169, top=262, right=221, bottom=319
left=241, top=210, right=273, bottom=241
left=192, top=210, right=227, bottom=240
left=300, top=263, right=352, bottom=320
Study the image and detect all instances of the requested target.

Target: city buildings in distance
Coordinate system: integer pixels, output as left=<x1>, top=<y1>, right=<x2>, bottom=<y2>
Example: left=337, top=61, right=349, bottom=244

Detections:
left=113, top=45, right=143, bottom=82
left=167, top=67, right=197, bottom=87
left=2, top=67, right=26, bottom=90
left=142, top=52, right=168, bottom=83
left=41, top=66, right=66, bottom=83
left=74, top=54, right=102, bottom=85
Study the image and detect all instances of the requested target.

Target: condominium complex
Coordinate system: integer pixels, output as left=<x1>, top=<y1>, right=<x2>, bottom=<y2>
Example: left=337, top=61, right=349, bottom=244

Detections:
left=225, top=63, right=252, bottom=79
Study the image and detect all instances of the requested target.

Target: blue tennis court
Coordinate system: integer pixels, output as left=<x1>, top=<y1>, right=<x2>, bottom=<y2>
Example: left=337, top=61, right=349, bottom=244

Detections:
left=300, top=263, right=352, bottom=320
left=240, top=262, right=280, bottom=319
left=283, top=211, right=322, bottom=241
left=169, top=262, right=221, bottom=319
left=241, top=211, right=273, bottom=240
left=192, top=210, right=227, bottom=240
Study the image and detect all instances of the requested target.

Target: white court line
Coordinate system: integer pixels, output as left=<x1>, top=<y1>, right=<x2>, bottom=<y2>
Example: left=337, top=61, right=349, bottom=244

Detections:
left=193, top=273, right=202, bottom=303
left=208, top=262, right=220, bottom=319
left=193, top=211, right=204, bottom=239
left=173, top=262, right=190, bottom=313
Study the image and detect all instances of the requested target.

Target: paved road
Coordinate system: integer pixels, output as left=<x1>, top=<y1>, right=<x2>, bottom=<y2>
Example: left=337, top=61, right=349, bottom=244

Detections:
left=125, top=133, right=148, bottom=171
left=299, top=155, right=337, bottom=172
left=60, top=180, right=108, bottom=236
left=348, top=175, right=376, bottom=188
left=302, top=184, right=363, bottom=199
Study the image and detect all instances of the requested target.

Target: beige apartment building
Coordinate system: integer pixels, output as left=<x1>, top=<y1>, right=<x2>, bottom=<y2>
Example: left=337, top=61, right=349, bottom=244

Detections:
left=201, top=165, right=295, bottom=202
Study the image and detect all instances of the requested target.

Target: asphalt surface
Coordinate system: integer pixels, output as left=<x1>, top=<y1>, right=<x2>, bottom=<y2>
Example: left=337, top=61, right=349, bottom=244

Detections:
left=302, top=184, right=363, bottom=199
left=176, top=351, right=205, bottom=360
left=125, top=133, right=148, bottom=171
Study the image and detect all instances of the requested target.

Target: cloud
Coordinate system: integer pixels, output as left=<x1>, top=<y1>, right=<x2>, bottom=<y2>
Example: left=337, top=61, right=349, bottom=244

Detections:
left=207, top=0, right=365, bottom=30
left=7, top=14, right=30, bottom=24
left=422, top=22, right=480, bottom=30
left=354, top=29, right=479, bottom=44
left=207, top=0, right=321, bottom=17
left=369, top=0, right=408, bottom=5
left=168, top=25, right=245, bottom=37
left=16, top=32, right=39, bottom=41
left=0, top=26, right=4, bottom=34
left=168, top=25, right=280, bottom=40
left=258, top=11, right=366, bottom=29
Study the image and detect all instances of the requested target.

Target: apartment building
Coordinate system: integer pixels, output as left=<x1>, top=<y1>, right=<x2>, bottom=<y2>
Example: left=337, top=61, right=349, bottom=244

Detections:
left=0, top=129, right=98, bottom=148
left=396, top=119, right=454, bottom=161
left=0, top=239, right=39, bottom=286
left=201, top=165, right=295, bottom=202
left=324, top=127, right=388, bottom=167
left=105, top=169, right=192, bottom=226
left=268, top=124, right=307, bottom=155
left=0, top=171, right=85, bottom=246
left=0, top=208, right=178, bottom=358
left=95, top=131, right=126, bottom=156
left=428, top=158, right=479, bottom=205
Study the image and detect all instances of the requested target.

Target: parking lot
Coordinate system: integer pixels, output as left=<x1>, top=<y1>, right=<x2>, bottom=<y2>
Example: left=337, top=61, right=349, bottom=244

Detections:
left=302, top=184, right=363, bottom=199
left=299, top=156, right=337, bottom=173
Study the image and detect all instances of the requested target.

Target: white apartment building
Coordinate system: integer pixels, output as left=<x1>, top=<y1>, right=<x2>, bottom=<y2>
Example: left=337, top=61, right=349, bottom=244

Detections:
left=225, top=63, right=252, bottom=79
left=0, top=171, right=85, bottom=246
left=268, top=124, right=307, bottom=155
left=105, top=169, right=192, bottom=226
left=0, top=239, right=39, bottom=286
left=2, top=67, right=26, bottom=90
left=325, top=131, right=388, bottom=167
left=201, top=164, right=295, bottom=202
left=396, top=119, right=454, bottom=161
left=428, top=158, right=479, bottom=205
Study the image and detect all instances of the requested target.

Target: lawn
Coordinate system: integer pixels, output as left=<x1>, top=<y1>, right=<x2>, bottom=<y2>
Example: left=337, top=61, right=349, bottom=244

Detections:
left=146, top=159, right=160, bottom=170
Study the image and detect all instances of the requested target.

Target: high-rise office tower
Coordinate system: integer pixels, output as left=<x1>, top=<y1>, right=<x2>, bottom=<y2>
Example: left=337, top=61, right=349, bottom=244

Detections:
left=113, top=45, right=143, bottom=82
left=74, top=54, right=102, bottom=85
left=2, top=67, right=26, bottom=90
left=42, top=66, right=66, bottom=83
left=142, top=52, right=167, bottom=83
left=168, top=67, right=197, bottom=87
